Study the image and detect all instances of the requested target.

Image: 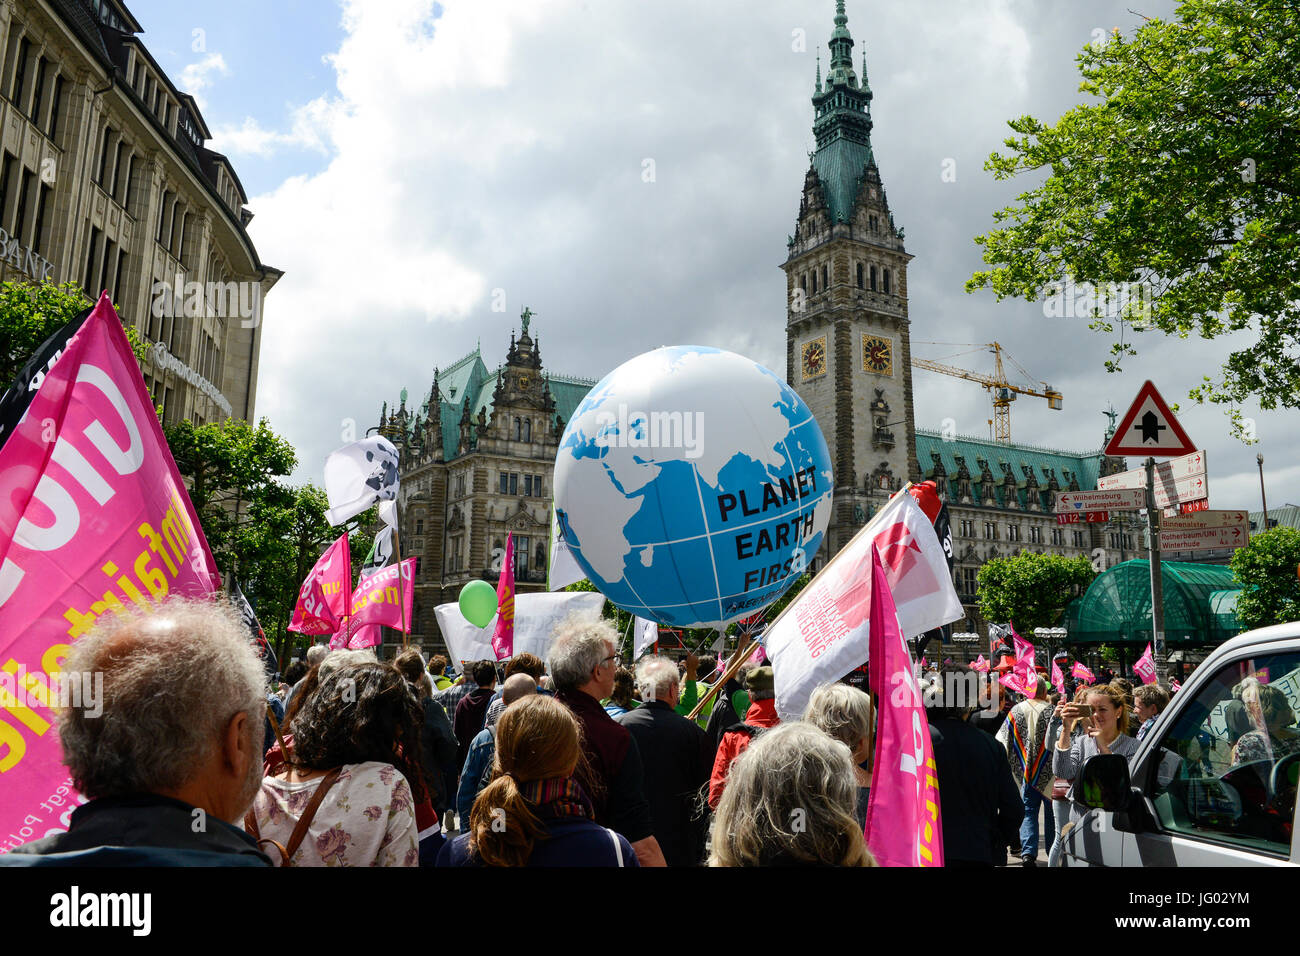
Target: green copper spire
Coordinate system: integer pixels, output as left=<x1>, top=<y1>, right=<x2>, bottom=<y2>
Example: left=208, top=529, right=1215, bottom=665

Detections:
left=815, top=53, right=822, bottom=93
left=809, top=1, right=874, bottom=223
left=827, top=0, right=857, bottom=88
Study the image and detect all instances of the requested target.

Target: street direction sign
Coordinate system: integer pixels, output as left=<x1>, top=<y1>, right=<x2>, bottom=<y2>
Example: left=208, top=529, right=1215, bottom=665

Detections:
left=1160, top=524, right=1248, bottom=552
left=1054, top=488, right=1147, bottom=513
left=1164, top=509, right=1249, bottom=531
left=1098, top=449, right=1209, bottom=509
left=1099, top=449, right=1207, bottom=491
left=1169, top=498, right=1209, bottom=517
left=1056, top=510, right=1110, bottom=525
left=1103, top=381, right=1197, bottom=457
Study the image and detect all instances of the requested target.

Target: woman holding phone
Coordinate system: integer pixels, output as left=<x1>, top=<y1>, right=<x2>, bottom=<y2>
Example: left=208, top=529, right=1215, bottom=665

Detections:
left=1052, top=683, right=1141, bottom=827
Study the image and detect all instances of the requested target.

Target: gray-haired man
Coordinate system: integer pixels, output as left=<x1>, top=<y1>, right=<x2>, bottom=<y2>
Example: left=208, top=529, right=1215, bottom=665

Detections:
left=617, top=656, right=712, bottom=866
left=2, top=598, right=272, bottom=866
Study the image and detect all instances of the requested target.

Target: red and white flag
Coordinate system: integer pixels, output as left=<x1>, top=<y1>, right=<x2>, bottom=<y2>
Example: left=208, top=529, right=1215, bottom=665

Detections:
left=493, top=533, right=516, bottom=660
left=0, top=293, right=222, bottom=846
left=767, top=491, right=963, bottom=718
left=865, top=546, right=944, bottom=867
left=288, top=532, right=351, bottom=635
left=1134, top=643, right=1158, bottom=685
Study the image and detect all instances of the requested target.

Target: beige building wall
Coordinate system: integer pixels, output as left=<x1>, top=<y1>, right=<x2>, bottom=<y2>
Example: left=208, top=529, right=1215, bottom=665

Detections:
left=0, top=0, right=279, bottom=425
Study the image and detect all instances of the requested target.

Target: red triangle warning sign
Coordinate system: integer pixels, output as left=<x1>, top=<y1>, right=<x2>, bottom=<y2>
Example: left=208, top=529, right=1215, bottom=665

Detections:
left=1104, top=381, right=1197, bottom=457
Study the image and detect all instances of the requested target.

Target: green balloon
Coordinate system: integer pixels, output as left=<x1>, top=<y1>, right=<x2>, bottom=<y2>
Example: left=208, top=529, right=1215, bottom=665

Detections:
left=459, top=580, right=498, bottom=628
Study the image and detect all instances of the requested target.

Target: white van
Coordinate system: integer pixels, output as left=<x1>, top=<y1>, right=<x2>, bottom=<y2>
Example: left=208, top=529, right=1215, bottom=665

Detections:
left=1057, top=622, right=1300, bottom=866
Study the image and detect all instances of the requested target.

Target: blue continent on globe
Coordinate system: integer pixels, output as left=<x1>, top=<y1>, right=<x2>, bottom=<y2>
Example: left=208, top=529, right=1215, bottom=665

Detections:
left=553, top=346, right=833, bottom=629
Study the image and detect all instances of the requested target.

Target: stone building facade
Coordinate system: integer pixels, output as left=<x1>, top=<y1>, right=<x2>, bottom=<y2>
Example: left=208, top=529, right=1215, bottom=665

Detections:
left=783, top=1, right=919, bottom=562
left=0, top=0, right=280, bottom=424
left=374, top=311, right=593, bottom=651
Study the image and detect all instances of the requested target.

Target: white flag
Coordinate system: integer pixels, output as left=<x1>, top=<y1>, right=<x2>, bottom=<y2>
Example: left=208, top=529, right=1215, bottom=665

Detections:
left=633, top=617, right=659, bottom=660
left=435, top=592, right=605, bottom=665
left=766, top=490, right=963, bottom=719
left=547, top=506, right=586, bottom=591
left=323, top=436, right=400, bottom=526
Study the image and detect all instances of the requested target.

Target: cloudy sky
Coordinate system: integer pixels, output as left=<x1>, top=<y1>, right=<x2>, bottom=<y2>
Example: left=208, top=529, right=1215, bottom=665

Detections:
left=131, top=0, right=1293, bottom=511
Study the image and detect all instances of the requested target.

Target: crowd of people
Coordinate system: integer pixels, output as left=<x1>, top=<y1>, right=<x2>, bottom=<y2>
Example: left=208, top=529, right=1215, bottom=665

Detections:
left=0, top=595, right=1197, bottom=869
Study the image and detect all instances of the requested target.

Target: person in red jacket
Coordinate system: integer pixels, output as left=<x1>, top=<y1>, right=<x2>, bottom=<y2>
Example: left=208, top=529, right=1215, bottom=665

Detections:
left=708, top=666, right=780, bottom=808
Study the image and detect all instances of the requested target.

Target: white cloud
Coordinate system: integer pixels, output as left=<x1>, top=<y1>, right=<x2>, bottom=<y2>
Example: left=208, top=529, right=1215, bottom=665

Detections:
left=227, top=0, right=1293, bottom=513
left=179, top=52, right=229, bottom=110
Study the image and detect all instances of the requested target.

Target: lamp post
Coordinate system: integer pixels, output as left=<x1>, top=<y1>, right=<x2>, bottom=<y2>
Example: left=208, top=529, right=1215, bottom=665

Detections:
left=1257, top=453, right=1269, bottom=530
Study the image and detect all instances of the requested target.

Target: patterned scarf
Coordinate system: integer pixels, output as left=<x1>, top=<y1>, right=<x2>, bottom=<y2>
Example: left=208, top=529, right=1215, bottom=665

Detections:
left=518, top=776, right=593, bottom=821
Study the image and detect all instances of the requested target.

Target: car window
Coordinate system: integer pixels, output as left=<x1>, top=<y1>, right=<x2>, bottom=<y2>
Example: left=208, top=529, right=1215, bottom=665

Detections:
left=1142, top=651, right=1299, bottom=858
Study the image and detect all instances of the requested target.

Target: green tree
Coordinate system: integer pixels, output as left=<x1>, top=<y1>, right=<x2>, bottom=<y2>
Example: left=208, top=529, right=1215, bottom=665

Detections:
left=165, top=417, right=299, bottom=576
left=967, top=0, right=1300, bottom=434
left=1229, top=526, right=1300, bottom=629
left=977, top=552, right=1096, bottom=632
left=0, top=279, right=147, bottom=382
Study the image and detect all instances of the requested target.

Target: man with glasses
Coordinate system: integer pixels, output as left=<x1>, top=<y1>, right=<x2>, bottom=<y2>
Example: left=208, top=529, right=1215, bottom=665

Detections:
left=549, top=618, right=666, bottom=867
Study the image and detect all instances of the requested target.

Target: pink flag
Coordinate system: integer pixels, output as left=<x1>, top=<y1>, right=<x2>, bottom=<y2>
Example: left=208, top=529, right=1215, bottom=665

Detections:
left=337, top=557, right=415, bottom=649
left=1050, top=659, right=1065, bottom=694
left=0, top=293, right=222, bottom=849
left=998, top=670, right=1028, bottom=695
left=288, top=532, right=351, bottom=635
left=1134, top=643, right=1158, bottom=685
left=1072, top=661, right=1095, bottom=683
left=971, top=654, right=989, bottom=673
left=1012, top=629, right=1036, bottom=688
left=865, top=546, right=944, bottom=867
left=920, top=656, right=929, bottom=670
left=1170, top=679, right=1181, bottom=693
left=493, top=532, right=516, bottom=660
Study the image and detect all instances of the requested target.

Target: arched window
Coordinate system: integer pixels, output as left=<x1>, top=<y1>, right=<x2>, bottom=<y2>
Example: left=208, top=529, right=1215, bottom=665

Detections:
left=883, top=269, right=891, bottom=294
left=869, top=265, right=877, bottom=291
left=822, top=264, right=828, bottom=288
left=856, top=262, right=863, bottom=289
left=812, top=270, right=818, bottom=293
left=522, top=418, right=531, bottom=442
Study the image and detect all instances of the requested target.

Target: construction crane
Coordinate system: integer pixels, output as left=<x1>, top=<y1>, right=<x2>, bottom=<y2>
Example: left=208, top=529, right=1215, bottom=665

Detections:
left=911, top=341, right=1063, bottom=444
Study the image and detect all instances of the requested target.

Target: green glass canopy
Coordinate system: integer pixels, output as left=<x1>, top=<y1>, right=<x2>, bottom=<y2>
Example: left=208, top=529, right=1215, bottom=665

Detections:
left=1062, top=559, right=1242, bottom=646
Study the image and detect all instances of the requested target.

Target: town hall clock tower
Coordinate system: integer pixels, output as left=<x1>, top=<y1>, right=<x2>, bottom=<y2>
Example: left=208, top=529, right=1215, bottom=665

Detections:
left=783, top=0, right=920, bottom=560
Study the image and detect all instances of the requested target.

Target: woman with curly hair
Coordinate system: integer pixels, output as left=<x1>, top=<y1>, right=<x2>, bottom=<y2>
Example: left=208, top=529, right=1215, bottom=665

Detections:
left=246, top=661, right=427, bottom=866
left=437, top=695, right=638, bottom=867
left=709, top=722, right=874, bottom=867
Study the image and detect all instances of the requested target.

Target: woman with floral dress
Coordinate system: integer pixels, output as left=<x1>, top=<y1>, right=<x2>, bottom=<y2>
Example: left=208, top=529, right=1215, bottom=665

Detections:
left=247, top=662, right=426, bottom=866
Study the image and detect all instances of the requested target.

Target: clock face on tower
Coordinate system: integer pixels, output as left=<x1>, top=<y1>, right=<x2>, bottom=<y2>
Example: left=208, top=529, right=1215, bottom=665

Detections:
left=801, top=336, right=827, bottom=380
left=862, top=335, right=892, bottom=376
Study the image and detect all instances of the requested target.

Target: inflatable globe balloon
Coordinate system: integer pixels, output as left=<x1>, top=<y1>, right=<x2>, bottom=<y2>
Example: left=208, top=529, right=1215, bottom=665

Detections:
left=553, top=346, right=832, bottom=629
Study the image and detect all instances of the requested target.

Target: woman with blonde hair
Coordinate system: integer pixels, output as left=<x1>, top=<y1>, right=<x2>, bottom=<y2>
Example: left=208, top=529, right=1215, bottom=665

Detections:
left=709, top=722, right=875, bottom=867
left=436, top=695, right=638, bottom=867
left=804, top=683, right=874, bottom=828
left=1053, top=683, right=1139, bottom=826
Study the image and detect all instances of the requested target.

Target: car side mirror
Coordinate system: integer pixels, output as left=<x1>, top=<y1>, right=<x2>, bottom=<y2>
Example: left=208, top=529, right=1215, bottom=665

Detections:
left=1076, top=753, right=1133, bottom=812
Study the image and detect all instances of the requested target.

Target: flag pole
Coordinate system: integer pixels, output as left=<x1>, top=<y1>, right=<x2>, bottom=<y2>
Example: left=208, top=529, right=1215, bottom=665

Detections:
left=391, top=501, right=409, bottom=648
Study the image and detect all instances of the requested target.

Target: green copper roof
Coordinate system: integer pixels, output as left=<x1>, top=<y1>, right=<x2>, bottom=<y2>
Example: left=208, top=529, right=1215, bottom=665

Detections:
left=812, top=139, right=874, bottom=225
left=1063, top=560, right=1241, bottom=645
left=915, top=429, right=1106, bottom=510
